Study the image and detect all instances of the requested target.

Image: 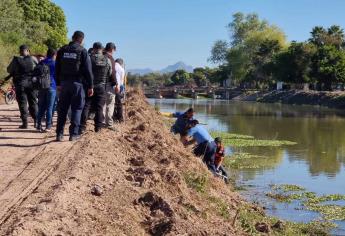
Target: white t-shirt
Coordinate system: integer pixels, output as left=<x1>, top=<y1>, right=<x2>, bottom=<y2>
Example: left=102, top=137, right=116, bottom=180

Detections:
left=115, top=62, right=125, bottom=86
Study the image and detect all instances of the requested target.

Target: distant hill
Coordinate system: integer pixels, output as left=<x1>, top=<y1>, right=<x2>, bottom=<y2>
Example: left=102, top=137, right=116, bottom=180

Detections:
left=128, top=61, right=194, bottom=75
left=127, top=68, right=154, bottom=76
left=160, top=61, right=194, bottom=74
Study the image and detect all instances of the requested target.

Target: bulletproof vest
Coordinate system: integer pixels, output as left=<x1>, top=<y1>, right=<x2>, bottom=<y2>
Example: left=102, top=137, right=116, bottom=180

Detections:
left=16, top=56, right=34, bottom=76
left=13, top=56, right=35, bottom=85
left=60, top=44, right=83, bottom=77
left=91, top=53, right=109, bottom=85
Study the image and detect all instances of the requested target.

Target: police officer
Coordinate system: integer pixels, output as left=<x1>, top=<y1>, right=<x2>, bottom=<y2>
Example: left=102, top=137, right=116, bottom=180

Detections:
left=7, top=45, right=38, bottom=129
left=55, top=31, right=94, bottom=141
left=103, top=42, right=117, bottom=130
left=80, top=42, right=112, bottom=133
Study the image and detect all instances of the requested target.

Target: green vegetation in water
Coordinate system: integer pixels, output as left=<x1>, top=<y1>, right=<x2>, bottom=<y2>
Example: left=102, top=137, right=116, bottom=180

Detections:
left=224, top=152, right=280, bottom=170
left=183, top=171, right=334, bottom=235
left=210, top=131, right=297, bottom=147
left=267, top=184, right=345, bottom=221
left=210, top=131, right=254, bottom=140
left=271, top=184, right=307, bottom=192
left=237, top=204, right=335, bottom=236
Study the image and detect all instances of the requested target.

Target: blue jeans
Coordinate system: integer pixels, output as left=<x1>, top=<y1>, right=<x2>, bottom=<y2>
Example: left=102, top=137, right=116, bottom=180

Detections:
left=203, top=141, right=217, bottom=175
left=56, top=81, right=85, bottom=137
left=37, top=88, right=56, bottom=129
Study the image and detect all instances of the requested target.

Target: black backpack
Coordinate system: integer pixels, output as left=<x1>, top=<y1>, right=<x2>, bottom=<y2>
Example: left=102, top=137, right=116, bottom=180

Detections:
left=32, top=62, right=51, bottom=89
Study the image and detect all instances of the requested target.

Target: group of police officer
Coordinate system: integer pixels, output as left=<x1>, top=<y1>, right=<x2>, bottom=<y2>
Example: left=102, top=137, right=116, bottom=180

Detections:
left=6, top=30, right=125, bottom=142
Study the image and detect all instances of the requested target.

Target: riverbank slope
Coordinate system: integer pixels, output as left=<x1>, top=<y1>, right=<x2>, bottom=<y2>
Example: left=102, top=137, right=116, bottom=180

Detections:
left=0, top=89, right=246, bottom=235
left=233, top=90, right=345, bottom=109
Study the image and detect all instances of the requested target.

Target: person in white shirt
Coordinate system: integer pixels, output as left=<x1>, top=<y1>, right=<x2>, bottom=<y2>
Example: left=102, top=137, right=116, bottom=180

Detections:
left=113, top=58, right=125, bottom=122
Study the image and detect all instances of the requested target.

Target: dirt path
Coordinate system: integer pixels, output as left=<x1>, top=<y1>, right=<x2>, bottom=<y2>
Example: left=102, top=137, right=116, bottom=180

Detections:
left=0, top=104, right=74, bottom=225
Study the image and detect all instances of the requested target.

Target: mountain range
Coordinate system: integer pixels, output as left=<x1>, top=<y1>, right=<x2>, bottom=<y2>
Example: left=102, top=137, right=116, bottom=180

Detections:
left=128, top=61, right=194, bottom=75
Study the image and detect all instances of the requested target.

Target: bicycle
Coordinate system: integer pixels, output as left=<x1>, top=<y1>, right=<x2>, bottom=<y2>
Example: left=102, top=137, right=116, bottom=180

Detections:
left=0, top=76, right=16, bottom=105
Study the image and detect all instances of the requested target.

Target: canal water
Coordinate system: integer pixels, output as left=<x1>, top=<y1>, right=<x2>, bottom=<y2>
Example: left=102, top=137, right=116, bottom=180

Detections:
left=148, top=98, right=345, bottom=235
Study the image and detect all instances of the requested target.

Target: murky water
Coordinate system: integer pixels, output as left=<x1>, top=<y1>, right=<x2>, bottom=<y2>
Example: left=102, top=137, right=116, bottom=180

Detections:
left=148, top=98, right=345, bottom=235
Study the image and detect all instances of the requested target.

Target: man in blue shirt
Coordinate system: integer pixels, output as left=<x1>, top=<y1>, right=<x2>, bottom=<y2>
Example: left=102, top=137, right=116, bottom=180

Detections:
left=183, top=120, right=217, bottom=174
left=171, top=108, right=194, bottom=135
left=36, top=48, right=57, bottom=132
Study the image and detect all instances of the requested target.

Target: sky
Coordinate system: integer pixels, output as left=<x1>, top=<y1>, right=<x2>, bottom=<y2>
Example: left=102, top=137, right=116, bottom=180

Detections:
left=52, top=0, right=345, bottom=70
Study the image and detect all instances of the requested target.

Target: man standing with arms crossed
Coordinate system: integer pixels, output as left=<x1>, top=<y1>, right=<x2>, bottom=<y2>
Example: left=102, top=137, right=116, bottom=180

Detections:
left=55, top=31, right=94, bottom=141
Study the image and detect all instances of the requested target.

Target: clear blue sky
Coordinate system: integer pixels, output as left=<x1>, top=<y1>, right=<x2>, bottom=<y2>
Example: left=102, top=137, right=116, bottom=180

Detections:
left=52, top=0, right=345, bottom=70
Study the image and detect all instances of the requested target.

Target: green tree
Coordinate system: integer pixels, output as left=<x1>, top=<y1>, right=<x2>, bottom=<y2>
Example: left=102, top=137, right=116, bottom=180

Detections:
left=171, top=70, right=192, bottom=85
left=210, top=12, right=287, bottom=86
left=192, top=68, right=208, bottom=87
left=311, top=45, right=345, bottom=90
left=309, top=25, right=345, bottom=49
left=273, top=42, right=315, bottom=84
left=18, top=0, right=68, bottom=49
left=246, top=39, right=282, bottom=87
left=209, top=40, right=228, bottom=64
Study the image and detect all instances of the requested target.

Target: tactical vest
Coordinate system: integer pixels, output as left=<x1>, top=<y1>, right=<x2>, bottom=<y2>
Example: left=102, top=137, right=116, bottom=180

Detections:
left=16, top=56, right=35, bottom=80
left=91, top=54, right=109, bottom=85
left=59, top=44, right=83, bottom=77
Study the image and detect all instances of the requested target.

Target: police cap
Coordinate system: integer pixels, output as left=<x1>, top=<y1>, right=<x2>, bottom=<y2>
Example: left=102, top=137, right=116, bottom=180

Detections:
left=19, top=44, right=29, bottom=51
left=105, top=42, right=116, bottom=51
left=93, top=42, right=103, bottom=50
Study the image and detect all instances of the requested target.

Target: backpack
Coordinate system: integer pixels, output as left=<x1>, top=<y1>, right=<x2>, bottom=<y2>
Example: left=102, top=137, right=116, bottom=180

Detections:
left=32, top=62, right=51, bottom=89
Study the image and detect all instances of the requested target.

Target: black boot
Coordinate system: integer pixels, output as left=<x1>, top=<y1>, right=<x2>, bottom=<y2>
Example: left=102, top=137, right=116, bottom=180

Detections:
left=19, top=121, right=28, bottom=129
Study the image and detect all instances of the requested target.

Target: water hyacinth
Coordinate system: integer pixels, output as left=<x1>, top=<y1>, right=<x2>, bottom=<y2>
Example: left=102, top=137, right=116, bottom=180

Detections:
left=210, top=131, right=297, bottom=147
left=267, top=184, right=345, bottom=221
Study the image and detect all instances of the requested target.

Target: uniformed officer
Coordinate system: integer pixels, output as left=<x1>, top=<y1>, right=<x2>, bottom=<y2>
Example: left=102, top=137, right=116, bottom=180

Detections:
left=55, top=31, right=94, bottom=141
left=7, top=45, right=38, bottom=129
left=80, top=42, right=112, bottom=133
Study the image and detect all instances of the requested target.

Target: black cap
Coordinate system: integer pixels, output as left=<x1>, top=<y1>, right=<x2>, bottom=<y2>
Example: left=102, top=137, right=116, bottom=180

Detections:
left=191, top=119, right=199, bottom=126
left=105, top=42, right=116, bottom=51
left=186, top=108, right=194, bottom=113
left=215, top=137, right=222, bottom=143
left=93, top=42, right=103, bottom=50
left=19, top=44, right=29, bottom=51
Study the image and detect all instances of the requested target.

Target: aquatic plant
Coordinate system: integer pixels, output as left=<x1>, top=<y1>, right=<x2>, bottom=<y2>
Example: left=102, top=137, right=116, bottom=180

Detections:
left=210, top=131, right=297, bottom=147
left=224, top=152, right=282, bottom=170
left=271, top=184, right=306, bottom=192
left=267, top=184, right=345, bottom=221
left=210, top=131, right=254, bottom=140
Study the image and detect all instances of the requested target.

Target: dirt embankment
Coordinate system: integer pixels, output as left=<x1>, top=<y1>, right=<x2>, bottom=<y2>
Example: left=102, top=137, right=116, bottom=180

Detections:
left=0, top=89, right=247, bottom=235
left=234, top=90, right=345, bottom=109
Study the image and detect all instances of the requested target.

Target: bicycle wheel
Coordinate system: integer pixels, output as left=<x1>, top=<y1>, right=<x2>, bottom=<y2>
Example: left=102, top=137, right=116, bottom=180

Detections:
left=5, top=90, right=16, bottom=105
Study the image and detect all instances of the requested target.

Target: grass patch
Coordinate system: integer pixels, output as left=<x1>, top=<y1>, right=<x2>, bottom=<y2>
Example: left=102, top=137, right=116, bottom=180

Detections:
left=207, top=196, right=231, bottom=220
left=237, top=203, right=334, bottom=236
left=184, top=172, right=209, bottom=193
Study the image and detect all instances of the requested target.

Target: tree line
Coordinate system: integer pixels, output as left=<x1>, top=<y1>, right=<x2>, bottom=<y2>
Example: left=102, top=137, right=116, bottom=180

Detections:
left=209, top=12, right=345, bottom=91
left=0, top=0, right=67, bottom=80
left=127, top=67, right=227, bottom=88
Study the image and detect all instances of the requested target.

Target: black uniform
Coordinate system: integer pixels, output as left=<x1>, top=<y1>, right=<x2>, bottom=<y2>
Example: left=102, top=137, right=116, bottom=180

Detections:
left=55, top=42, right=93, bottom=138
left=80, top=52, right=112, bottom=132
left=7, top=56, right=38, bottom=127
